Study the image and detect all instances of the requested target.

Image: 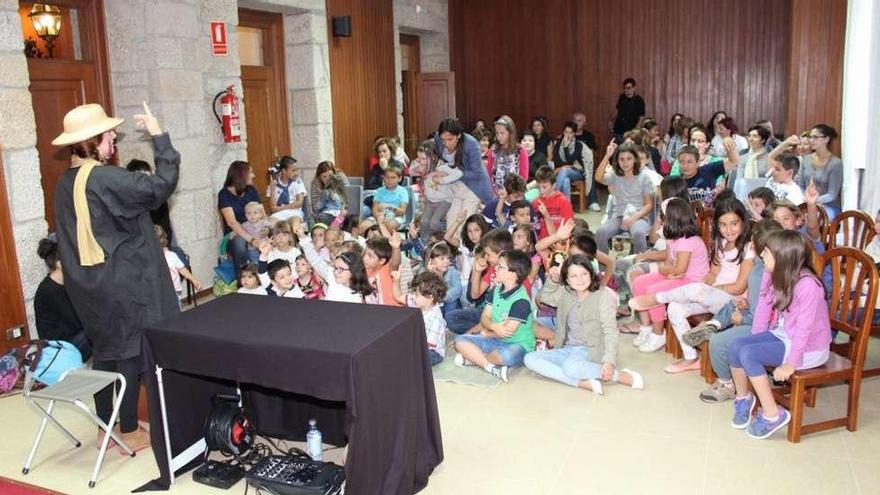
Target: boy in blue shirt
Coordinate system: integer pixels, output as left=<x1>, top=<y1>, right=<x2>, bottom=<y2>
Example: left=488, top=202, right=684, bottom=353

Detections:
left=372, top=165, right=409, bottom=231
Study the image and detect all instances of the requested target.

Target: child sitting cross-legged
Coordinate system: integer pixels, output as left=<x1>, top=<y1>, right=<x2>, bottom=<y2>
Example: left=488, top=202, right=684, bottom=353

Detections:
left=453, top=250, right=536, bottom=382
left=391, top=270, right=449, bottom=366
left=728, top=229, right=831, bottom=439
left=524, top=255, right=644, bottom=395
left=256, top=240, right=299, bottom=297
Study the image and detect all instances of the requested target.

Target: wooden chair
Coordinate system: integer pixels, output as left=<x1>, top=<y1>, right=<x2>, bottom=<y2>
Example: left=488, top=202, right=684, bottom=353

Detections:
left=866, top=322, right=880, bottom=378
left=799, top=202, right=829, bottom=247
left=570, top=180, right=587, bottom=212
left=697, top=208, right=714, bottom=250
left=771, top=247, right=878, bottom=442
left=827, top=209, right=875, bottom=250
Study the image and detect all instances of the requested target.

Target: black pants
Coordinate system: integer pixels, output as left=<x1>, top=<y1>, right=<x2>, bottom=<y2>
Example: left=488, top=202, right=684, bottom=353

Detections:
left=93, top=356, right=141, bottom=432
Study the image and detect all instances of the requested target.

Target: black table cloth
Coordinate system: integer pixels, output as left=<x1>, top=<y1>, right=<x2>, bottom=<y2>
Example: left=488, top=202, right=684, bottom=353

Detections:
left=140, top=294, right=443, bottom=494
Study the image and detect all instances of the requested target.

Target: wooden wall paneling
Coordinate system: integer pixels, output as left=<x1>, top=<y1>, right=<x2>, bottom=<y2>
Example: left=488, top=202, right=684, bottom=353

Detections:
left=785, top=0, right=846, bottom=153
left=450, top=0, right=790, bottom=149
left=0, top=149, right=29, bottom=356
left=326, top=0, right=397, bottom=179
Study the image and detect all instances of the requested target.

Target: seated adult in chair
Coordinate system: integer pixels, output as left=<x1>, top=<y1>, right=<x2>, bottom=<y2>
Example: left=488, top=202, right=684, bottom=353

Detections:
left=218, top=161, right=262, bottom=273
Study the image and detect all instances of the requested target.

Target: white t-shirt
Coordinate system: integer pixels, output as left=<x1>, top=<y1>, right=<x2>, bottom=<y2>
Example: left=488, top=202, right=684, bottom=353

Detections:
left=238, top=286, right=268, bottom=295
left=269, top=177, right=307, bottom=221
left=268, top=247, right=301, bottom=265
left=766, top=178, right=805, bottom=205
left=163, top=249, right=184, bottom=294
left=715, top=243, right=756, bottom=289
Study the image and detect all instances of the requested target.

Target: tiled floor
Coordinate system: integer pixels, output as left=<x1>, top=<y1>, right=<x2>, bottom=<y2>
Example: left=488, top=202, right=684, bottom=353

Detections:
left=3, top=206, right=879, bottom=494
left=2, top=336, right=880, bottom=495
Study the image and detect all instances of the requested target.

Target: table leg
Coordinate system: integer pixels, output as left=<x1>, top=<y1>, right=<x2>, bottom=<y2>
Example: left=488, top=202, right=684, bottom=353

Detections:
left=155, top=365, right=207, bottom=484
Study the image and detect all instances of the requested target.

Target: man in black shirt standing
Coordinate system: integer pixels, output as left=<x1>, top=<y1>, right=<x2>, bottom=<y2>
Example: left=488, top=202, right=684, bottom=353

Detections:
left=609, top=78, right=646, bottom=142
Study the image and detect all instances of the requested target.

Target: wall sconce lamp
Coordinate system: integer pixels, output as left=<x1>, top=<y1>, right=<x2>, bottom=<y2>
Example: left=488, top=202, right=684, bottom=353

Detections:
left=29, top=3, right=62, bottom=58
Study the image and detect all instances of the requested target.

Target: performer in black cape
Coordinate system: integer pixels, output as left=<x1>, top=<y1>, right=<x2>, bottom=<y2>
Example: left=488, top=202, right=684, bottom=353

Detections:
left=51, top=102, right=180, bottom=451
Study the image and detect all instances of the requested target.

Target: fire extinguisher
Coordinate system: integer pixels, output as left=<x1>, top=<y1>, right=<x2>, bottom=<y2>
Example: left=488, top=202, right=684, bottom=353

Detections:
left=212, top=85, right=241, bottom=143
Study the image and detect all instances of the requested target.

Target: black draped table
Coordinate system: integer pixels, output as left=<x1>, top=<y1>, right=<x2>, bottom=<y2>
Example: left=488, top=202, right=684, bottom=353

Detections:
left=139, top=294, right=443, bottom=494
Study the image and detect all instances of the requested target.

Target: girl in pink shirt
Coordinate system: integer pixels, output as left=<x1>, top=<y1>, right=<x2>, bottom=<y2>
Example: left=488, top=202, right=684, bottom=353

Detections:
left=629, top=199, right=710, bottom=353
left=728, top=229, right=830, bottom=439
left=486, top=115, right=529, bottom=192
left=630, top=200, right=755, bottom=372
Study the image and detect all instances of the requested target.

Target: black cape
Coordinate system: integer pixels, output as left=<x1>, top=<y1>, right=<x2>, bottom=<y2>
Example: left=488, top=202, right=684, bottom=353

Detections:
left=54, top=133, right=181, bottom=361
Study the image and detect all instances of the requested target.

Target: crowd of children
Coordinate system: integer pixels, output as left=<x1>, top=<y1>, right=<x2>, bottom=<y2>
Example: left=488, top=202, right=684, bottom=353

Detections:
left=141, top=113, right=857, bottom=441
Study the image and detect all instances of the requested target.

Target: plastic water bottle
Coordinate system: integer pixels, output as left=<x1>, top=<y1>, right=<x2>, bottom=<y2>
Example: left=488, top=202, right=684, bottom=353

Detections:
left=306, top=418, right=323, bottom=461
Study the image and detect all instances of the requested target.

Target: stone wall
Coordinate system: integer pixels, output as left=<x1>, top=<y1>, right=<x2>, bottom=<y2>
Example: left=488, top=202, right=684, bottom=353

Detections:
left=393, top=0, right=450, bottom=137
left=105, top=0, right=247, bottom=291
left=0, top=0, right=45, bottom=333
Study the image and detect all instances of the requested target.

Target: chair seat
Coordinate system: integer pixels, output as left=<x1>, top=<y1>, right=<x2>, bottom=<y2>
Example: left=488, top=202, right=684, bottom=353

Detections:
left=30, top=369, right=119, bottom=402
left=790, top=353, right=853, bottom=385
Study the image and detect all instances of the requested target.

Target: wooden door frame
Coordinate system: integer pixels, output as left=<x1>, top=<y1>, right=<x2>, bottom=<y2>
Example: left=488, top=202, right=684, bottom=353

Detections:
left=238, top=8, right=291, bottom=158
left=0, top=147, right=28, bottom=355
left=400, top=34, right=420, bottom=158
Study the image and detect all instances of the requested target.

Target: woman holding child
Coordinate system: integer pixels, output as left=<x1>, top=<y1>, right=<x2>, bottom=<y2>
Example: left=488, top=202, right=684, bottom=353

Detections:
left=219, top=160, right=262, bottom=271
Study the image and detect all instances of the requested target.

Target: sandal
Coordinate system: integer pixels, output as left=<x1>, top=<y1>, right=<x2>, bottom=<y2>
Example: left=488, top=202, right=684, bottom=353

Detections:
left=617, top=320, right=643, bottom=334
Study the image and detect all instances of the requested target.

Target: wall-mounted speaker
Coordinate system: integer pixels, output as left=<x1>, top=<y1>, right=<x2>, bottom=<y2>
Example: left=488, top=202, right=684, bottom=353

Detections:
left=332, top=16, right=351, bottom=38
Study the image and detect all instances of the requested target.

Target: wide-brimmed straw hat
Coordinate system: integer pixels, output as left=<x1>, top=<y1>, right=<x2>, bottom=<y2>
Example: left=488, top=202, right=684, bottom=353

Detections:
left=52, top=104, right=124, bottom=146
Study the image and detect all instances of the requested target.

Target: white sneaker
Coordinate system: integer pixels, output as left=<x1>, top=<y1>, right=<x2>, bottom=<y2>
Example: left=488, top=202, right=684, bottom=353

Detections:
left=633, top=326, right=653, bottom=347
left=638, top=332, right=666, bottom=353
left=621, top=368, right=644, bottom=390
left=454, top=353, right=473, bottom=367
left=587, top=378, right=603, bottom=395
left=589, top=202, right=602, bottom=212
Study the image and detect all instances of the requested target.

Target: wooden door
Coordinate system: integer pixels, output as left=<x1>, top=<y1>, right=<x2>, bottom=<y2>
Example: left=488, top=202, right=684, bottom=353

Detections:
left=29, top=62, right=100, bottom=231
left=0, top=150, right=28, bottom=355
left=24, top=0, right=113, bottom=232
left=238, top=9, right=290, bottom=201
left=417, top=72, right=456, bottom=143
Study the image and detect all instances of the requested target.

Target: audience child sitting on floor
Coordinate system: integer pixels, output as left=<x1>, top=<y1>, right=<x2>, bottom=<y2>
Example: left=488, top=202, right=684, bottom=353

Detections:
left=237, top=262, right=267, bottom=295
left=391, top=270, right=449, bottom=366
left=531, top=166, right=574, bottom=240
left=746, top=187, right=776, bottom=221
left=446, top=228, right=514, bottom=334
left=484, top=174, right=528, bottom=227
left=454, top=250, right=536, bottom=382
left=423, top=241, right=462, bottom=318
left=295, top=224, right=374, bottom=303
left=445, top=212, right=492, bottom=308
left=267, top=220, right=301, bottom=265
left=525, top=255, right=644, bottom=395
left=363, top=231, right=403, bottom=306
left=155, top=225, right=202, bottom=298
left=256, top=241, right=299, bottom=298
left=293, top=254, right=325, bottom=299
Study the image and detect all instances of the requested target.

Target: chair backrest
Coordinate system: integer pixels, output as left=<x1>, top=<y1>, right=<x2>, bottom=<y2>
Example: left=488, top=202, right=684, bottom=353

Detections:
left=821, top=247, right=879, bottom=365
left=347, top=176, right=364, bottom=187
left=403, top=185, right=415, bottom=227
left=697, top=208, right=714, bottom=250
left=799, top=202, right=830, bottom=247
left=344, top=184, right=363, bottom=222
left=827, top=210, right=875, bottom=250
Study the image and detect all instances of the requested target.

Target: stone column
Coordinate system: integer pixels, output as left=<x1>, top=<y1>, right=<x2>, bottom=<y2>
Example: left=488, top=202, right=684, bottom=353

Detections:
left=0, top=0, right=45, bottom=331
left=284, top=10, right=334, bottom=189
